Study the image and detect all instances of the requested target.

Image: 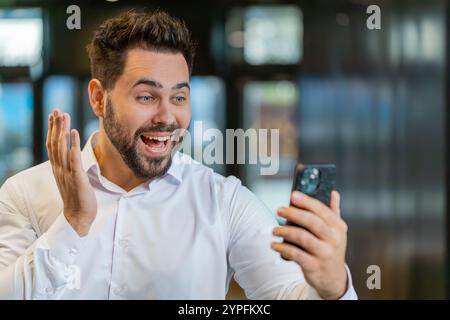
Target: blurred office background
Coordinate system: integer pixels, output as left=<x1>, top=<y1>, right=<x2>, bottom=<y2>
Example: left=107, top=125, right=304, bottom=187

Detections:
left=0, top=0, right=447, bottom=299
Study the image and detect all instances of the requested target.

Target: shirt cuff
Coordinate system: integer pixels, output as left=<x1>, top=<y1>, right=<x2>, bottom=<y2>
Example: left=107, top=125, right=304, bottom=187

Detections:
left=338, top=264, right=358, bottom=300
left=305, top=264, right=358, bottom=300
left=36, top=213, right=86, bottom=265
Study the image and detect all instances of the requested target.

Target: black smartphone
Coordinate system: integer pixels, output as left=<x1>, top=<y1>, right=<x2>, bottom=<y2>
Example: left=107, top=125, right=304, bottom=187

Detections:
left=281, top=163, right=336, bottom=259
left=290, top=163, right=336, bottom=207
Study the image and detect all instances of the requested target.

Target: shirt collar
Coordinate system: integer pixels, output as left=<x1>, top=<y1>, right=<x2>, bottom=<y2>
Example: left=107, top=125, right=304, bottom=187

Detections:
left=81, top=131, right=100, bottom=176
left=81, top=131, right=183, bottom=186
left=165, top=151, right=184, bottom=184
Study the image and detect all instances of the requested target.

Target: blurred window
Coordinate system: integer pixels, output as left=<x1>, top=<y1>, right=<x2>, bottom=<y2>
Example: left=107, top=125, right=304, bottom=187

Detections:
left=0, top=82, right=34, bottom=184
left=243, top=81, right=299, bottom=216
left=244, top=6, right=303, bottom=65
left=42, top=76, right=78, bottom=158
left=0, top=8, right=43, bottom=67
left=188, top=76, right=226, bottom=175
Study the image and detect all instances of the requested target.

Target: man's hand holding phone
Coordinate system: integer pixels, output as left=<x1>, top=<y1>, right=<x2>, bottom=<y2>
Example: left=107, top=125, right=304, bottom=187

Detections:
left=271, top=165, right=349, bottom=300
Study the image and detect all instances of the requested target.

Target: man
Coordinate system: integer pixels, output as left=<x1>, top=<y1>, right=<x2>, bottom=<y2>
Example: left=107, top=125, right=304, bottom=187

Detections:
left=0, top=10, right=356, bottom=299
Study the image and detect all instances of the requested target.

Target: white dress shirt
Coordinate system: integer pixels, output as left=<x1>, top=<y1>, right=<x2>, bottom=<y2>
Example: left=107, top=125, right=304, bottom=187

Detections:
left=0, top=132, right=357, bottom=300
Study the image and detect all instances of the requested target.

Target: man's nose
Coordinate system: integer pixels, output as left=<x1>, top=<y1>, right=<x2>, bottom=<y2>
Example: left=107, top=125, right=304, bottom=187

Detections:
left=151, top=100, right=176, bottom=125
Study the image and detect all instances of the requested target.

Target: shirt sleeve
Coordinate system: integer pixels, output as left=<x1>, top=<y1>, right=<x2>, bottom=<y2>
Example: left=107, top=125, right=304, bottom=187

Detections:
left=0, top=177, right=85, bottom=300
left=222, top=176, right=357, bottom=300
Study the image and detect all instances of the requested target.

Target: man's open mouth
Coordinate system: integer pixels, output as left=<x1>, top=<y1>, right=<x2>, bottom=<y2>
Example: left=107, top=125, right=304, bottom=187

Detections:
left=140, top=133, right=172, bottom=154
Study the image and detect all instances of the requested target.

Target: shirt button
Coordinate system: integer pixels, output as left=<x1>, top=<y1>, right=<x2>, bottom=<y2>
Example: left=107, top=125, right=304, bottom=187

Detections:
left=69, top=248, right=78, bottom=256
left=45, top=287, right=54, bottom=295
left=113, top=285, right=126, bottom=296
left=64, top=268, right=74, bottom=278
left=118, top=239, right=129, bottom=248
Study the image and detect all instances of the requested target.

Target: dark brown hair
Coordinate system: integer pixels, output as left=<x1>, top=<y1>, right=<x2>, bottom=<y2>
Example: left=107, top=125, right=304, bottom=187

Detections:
left=86, top=9, right=196, bottom=90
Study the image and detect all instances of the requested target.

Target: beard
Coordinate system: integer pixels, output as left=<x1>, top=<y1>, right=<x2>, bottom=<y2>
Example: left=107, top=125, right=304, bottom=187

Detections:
left=103, top=97, right=180, bottom=180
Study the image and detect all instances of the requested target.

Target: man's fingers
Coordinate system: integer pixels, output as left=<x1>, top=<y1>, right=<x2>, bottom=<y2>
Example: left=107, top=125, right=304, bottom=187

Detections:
left=277, top=206, right=331, bottom=241
left=46, top=113, right=54, bottom=163
left=271, top=242, right=317, bottom=272
left=51, top=108, right=62, bottom=166
left=273, top=225, right=326, bottom=255
left=70, top=129, right=84, bottom=175
left=65, top=113, right=72, bottom=170
left=290, top=191, right=338, bottom=225
left=330, top=191, right=341, bottom=216
left=59, top=113, right=71, bottom=169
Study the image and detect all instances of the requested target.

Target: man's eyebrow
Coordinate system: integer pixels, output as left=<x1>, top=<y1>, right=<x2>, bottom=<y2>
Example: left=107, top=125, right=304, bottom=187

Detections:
left=132, top=78, right=163, bottom=89
left=171, top=82, right=190, bottom=90
left=131, top=78, right=190, bottom=90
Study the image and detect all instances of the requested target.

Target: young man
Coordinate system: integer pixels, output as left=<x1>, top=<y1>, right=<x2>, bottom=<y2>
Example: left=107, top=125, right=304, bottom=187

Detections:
left=0, top=10, right=356, bottom=299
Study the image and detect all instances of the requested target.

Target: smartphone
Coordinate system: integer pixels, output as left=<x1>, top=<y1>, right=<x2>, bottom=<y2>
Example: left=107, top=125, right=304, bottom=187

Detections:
left=290, top=163, right=336, bottom=207
left=281, top=163, right=336, bottom=259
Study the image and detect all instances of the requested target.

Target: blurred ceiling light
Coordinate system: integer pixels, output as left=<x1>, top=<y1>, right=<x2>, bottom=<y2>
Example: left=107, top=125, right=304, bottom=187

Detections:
left=403, top=20, right=419, bottom=62
left=244, top=6, right=303, bottom=65
left=228, top=31, right=245, bottom=48
left=244, top=81, right=297, bottom=107
left=0, top=8, right=42, bottom=67
left=421, top=18, right=443, bottom=62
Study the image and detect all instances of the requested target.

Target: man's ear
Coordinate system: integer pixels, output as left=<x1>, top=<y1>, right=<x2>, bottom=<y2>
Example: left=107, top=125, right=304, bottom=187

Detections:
left=88, top=79, right=106, bottom=118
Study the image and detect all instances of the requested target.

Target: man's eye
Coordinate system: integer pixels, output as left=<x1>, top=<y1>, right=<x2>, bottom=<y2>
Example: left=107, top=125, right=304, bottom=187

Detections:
left=138, top=96, right=153, bottom=102
left=174, top=96, right=186, bottom=103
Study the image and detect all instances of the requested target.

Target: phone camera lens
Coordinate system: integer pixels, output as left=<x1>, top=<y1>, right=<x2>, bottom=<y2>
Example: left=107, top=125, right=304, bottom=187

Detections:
left=300, top=168, right=321, bottom=194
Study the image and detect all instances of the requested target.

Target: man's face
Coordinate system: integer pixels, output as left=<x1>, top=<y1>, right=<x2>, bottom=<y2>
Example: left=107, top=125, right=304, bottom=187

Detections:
left=102, top=48, right=191, bottom=180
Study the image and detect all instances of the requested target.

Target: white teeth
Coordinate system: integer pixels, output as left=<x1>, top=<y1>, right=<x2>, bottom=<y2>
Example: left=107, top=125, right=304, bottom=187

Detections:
left=142, top=134, right=170, bottom=141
